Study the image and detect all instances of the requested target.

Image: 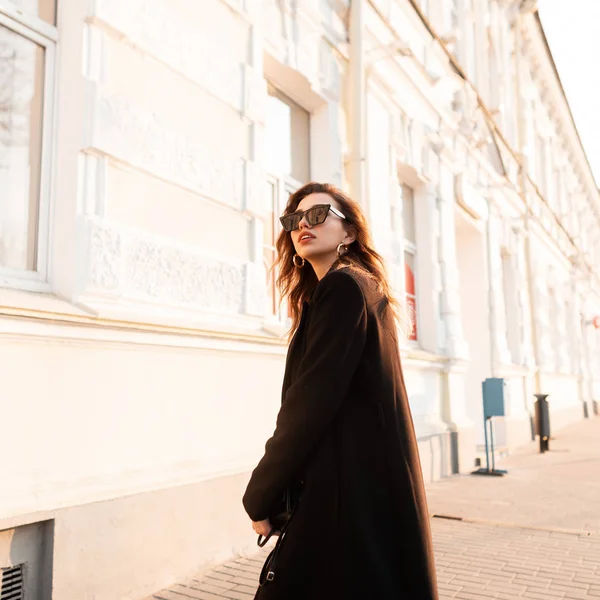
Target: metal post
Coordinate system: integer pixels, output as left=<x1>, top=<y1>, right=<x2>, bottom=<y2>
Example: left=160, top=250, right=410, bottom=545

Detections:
left=472, top=416, right=507, bottom=476
left=484, top=417, right=490, bottom=472
left=489, top=418, right=496, bottom=472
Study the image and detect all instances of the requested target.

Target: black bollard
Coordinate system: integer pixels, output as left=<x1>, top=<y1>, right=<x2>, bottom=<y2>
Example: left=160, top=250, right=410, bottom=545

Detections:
left=534, top=394, right=550, bottom=453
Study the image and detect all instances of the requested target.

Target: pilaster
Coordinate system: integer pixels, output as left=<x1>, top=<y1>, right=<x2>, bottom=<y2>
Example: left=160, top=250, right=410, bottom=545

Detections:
left=438, top=166, right=469, bottom=359
left=515, top=233, right=536, bottom=368
left=487, top=206, right=514, bottom=368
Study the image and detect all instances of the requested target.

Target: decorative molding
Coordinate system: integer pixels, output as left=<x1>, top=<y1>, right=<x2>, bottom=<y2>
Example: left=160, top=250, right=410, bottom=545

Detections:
left=78, top=217, right=246, bottom=315
left=0, top=310, right=288, bottom=355
left=87, top=89, right=245, bottom=209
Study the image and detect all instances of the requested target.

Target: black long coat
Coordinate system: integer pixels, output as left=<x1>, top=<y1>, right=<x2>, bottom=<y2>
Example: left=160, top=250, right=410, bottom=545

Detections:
left=243, top=266, right=438, bottom=600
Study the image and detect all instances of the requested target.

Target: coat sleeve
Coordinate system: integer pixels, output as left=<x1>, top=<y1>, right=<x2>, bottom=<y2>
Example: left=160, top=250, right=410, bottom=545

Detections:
left=243, top=271, right=367, bottom=521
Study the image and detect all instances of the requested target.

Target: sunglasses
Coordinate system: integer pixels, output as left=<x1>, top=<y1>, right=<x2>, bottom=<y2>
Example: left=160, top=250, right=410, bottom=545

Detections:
left=279, top=204, right=347, bottom=232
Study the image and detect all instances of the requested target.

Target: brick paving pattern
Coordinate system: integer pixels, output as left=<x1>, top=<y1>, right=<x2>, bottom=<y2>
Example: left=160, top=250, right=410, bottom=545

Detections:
left=146, top=418, right=600, bottom=599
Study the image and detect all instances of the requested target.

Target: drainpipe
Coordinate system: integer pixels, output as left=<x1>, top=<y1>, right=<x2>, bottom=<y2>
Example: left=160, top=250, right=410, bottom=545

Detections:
left=348, top=0, right=366, bottom=206
left=486, top=198, right=497, bottom=378
left=514, top=5, right=541, bottom=395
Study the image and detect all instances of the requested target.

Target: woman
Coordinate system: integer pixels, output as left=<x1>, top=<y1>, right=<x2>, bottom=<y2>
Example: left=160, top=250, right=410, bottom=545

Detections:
left=243, top=182, right=438, bottom=600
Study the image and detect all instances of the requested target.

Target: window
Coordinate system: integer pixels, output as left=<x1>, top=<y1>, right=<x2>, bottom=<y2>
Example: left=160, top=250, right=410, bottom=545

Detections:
left=263, top=84, right=310, bottom=319
left=401, top=184, right=418, bottom=341
left=265, top=84, right=310, bottom=184
left=0, top=1, right=56, bottom=289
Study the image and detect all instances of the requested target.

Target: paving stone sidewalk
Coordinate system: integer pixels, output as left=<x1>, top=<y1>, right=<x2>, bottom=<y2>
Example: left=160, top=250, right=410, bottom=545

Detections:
left=425, top=417, right=600, bottom=533
left=146, top=417, right=600, bottom=600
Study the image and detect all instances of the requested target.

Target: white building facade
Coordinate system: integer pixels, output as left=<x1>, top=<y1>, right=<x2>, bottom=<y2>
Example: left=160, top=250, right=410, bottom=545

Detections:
left=1, top=0, right=599, bottom=598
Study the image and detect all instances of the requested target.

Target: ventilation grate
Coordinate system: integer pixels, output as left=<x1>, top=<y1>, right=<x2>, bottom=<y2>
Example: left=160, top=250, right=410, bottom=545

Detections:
left=0, top=565, right=24, bottom=600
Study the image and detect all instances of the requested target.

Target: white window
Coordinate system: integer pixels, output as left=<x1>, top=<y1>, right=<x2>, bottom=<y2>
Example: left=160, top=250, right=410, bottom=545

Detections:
left=401, top=184, right=418, bottom=342
left=263, top=84, right=310, bottom=319
left=265, top=84, right=310, bottom=184
left=0, top=1, right=56, bottom=290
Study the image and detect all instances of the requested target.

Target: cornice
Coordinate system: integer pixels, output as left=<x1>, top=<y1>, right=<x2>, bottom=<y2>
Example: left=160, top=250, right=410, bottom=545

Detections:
left=519, top=13, right=600, bottom=222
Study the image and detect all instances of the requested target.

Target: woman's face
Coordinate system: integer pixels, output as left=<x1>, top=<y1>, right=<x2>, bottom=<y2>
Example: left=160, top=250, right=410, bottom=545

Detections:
left=290, top=193, right=355, bottom=262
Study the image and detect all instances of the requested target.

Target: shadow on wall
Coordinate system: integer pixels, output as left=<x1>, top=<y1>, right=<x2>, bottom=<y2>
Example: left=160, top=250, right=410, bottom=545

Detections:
left=529, top=413, right=536, bottom=441
left=0, top=520, right=54, bottom=600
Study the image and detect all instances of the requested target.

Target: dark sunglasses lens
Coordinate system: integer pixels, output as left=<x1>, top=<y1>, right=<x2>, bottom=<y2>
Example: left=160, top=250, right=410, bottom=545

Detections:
left=280, top=212, right=301, bottom=231
left=306, top=205, right=329, bottom=226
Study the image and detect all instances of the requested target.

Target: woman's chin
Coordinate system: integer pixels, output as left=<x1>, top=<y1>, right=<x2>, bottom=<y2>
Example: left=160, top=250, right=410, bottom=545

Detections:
left=297, top=247, right=326, bottom=261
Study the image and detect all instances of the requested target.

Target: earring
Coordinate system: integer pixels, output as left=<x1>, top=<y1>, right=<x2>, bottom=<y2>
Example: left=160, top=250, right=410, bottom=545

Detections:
left=337, top=243, right=347, bottom=258
left=293, top=254, right=305, bottom=268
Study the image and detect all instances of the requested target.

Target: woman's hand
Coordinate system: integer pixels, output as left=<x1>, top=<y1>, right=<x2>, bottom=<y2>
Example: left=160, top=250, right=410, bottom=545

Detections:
left=252, top=519, right=272, bottom=537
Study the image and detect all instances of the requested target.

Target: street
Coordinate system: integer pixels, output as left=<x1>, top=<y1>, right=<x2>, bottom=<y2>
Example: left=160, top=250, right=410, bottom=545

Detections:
left=147, top=417, right=600, bottom=599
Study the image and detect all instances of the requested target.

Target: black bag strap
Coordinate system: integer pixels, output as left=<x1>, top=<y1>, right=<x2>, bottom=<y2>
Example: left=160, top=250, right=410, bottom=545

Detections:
left=257, top=506, right=297, bottom=586
left=257, top=529, right=275, bottom=548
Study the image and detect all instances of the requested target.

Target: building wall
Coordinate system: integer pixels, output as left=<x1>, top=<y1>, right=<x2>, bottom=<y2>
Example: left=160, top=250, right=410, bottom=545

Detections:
left=1, top=0, right=599, bottom=598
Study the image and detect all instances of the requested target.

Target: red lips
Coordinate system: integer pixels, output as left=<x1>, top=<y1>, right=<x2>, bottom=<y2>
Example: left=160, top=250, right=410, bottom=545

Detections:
left=298, top=232, right=316, bottom=244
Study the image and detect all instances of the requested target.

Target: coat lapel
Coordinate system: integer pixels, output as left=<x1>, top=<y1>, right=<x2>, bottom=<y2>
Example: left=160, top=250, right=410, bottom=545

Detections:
left=280, top=301, right=310, bottom=403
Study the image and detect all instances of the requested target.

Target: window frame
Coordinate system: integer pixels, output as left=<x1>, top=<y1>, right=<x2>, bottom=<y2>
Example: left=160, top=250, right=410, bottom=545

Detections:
left=264, top=82, right=311, bottom=185
left=262, top=83, right=311, bottom=326
left=404, top=242, right=418, bottom=343
left=263, top=175, right=296, bottom=325
left=0, top=7, right=57, bottom=292
left=400, top=183, right=419, bottom=344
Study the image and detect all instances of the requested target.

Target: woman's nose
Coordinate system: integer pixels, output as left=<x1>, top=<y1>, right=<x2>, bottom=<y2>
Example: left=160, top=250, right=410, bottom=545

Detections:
left=298, top=215, right=311, bottom=229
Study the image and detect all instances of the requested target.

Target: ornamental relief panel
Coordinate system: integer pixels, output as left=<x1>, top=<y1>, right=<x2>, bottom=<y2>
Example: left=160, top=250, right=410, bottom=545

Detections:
left=79, top=217, right=246, bottom=315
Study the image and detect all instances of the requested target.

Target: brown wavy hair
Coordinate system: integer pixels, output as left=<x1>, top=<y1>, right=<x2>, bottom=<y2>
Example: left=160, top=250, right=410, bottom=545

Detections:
left=274, top=182, right=403, bottom=336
